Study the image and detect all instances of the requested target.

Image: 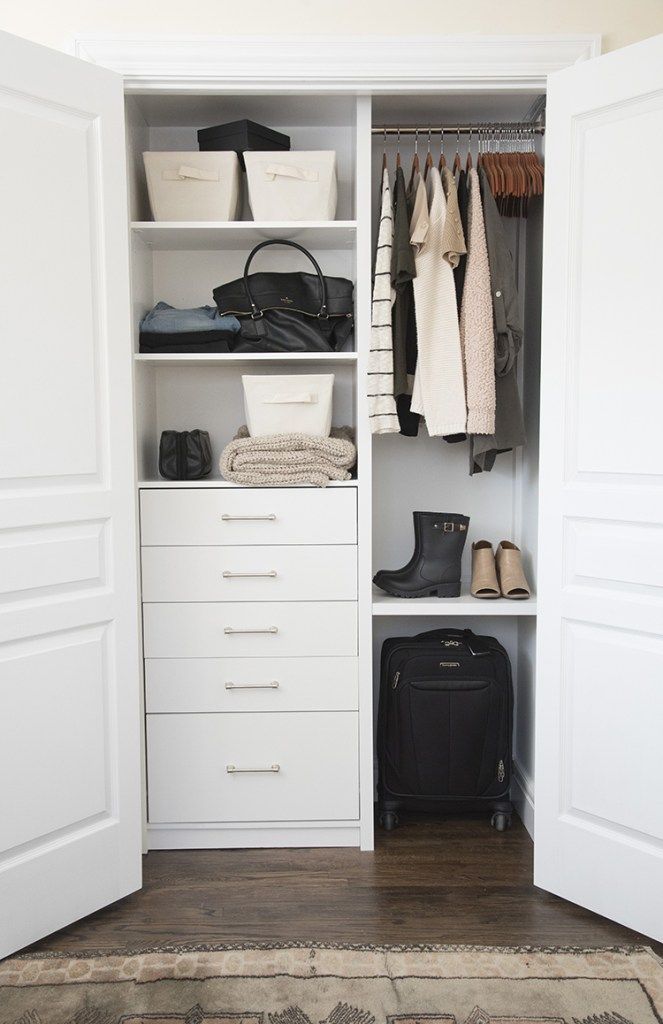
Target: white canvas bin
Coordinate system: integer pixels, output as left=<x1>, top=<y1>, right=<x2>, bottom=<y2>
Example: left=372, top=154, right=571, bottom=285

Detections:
left=244, top=151, right=338, bottom=221
left=143, top=151, right=241, bottom=221
left=242, top=375, right=334, bottom=438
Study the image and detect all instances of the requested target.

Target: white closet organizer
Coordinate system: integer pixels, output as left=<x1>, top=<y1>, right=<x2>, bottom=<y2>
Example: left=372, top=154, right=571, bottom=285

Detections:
left=127, top=86, right=542, bottom=851
left=130, top=94, right=364, bottom=849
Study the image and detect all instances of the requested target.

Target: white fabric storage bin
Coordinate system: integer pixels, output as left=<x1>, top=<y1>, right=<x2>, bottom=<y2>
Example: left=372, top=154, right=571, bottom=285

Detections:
left=244, top=151, right=338, bottom=221
left=242, top=374, right=334, bottom=438
left=143, top=151, right=241, bottom=221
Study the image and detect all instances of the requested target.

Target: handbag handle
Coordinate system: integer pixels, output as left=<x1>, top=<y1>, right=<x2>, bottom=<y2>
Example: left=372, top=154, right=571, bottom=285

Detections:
left=242, top=239, right=329, bottom=320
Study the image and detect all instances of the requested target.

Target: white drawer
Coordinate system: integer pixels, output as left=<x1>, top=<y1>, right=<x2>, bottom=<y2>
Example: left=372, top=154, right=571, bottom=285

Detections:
left=147, top=711, right=359, bottom=823
left=140, top=488, right=357, bottom=546
left=143, top=601, right=357, bottom=658
left=145, top=656, right=358, bottom=713
left=141, top=544, right=357, bottom=602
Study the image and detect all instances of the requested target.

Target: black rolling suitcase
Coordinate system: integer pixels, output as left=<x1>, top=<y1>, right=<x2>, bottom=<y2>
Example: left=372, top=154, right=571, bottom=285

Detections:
left=377, top=627, right=513, bottom=831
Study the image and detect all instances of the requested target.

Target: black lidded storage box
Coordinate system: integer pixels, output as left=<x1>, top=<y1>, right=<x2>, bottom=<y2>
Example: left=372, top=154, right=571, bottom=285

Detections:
left=197, top=119, right=290, bottom=169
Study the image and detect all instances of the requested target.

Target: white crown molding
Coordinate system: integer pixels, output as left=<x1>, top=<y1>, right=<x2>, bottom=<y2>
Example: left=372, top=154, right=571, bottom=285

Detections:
left=74, top=34, right=601, bottom=92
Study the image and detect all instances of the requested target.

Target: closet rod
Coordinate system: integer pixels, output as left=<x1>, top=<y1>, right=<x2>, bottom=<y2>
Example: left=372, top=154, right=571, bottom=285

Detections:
left=372, top=122, right=545, bottom=136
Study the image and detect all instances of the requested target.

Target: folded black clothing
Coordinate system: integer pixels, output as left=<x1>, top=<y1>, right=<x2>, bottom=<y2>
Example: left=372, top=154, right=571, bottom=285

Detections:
left=139, top=330, right=234, bottom=353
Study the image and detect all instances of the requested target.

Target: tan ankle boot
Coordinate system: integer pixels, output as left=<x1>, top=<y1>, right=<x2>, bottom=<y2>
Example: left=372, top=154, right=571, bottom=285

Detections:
left=471, top=540, right=500, bottom=598
left=496, top=541, right=531, bottom=599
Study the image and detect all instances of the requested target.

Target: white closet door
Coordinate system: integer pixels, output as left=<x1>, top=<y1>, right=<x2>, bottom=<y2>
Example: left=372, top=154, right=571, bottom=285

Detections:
left=536, top=33, right=663, bottom=941
left=0, top=31, right=141, bottom=956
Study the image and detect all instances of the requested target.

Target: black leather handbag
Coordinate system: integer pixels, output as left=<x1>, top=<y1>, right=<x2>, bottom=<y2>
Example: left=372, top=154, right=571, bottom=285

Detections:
left=212, top=239, right=354, bottom=353
left=159, top=430, right=212, bottom=480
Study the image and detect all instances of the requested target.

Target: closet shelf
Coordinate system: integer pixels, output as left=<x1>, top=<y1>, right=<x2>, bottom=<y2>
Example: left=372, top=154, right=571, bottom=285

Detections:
left=372, top=589, right=537, bottom=617
left=134, top=352, right=357, bottom=367
left=138, top=478, right=358, bottom=489
left=131, top=221, right=357, bottom=251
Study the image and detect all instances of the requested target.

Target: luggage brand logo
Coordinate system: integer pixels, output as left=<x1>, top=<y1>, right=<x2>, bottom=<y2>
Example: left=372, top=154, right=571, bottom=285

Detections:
left=280, top=296, right=294, bottom=304
left=440, top=661, right=460, bottom=668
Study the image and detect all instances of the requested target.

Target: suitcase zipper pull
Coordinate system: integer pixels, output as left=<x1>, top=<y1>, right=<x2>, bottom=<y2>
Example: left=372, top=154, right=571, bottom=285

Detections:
left=392, top=670, right=401, bottom=690
left=497, top=759, right=506, bottom=783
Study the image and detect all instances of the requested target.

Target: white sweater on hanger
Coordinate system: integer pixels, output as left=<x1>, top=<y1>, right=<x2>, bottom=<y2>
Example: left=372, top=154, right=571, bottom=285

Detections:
left=368, top=167, right=399, bottom=434
left=410, top=166, right=467, bottom=437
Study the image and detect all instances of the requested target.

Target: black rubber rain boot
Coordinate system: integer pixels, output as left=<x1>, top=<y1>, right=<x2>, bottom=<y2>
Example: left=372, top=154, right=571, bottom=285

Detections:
left=373, top=512, right=470, bottom=598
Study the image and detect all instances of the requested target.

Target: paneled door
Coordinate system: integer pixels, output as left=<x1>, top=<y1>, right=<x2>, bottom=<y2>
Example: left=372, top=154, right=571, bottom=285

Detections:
left=536, top=33, right=663, bottom=941
left=0, top=31, right=141, bottom=956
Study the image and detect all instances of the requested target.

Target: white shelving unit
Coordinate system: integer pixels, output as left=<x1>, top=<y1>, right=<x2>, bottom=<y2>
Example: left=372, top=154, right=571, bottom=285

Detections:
left=372, top=590, right=537, bottom=617
left=138, top=477, right=358, bottom=488
left=127, top=90, right=370, bottom=852
left=131, top=220, right=357, bottom=251
left=135, top=352, right=357, bottom=367
left=126, top=81, right=542, bottom=855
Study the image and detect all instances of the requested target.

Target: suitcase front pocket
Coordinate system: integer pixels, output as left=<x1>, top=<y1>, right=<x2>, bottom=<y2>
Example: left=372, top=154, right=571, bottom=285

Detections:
left=389, top=676, right=503, bottom=798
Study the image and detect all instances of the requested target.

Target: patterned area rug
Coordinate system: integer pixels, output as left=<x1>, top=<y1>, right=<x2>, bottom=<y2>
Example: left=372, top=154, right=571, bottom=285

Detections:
left=1, top=943, right=662, bottom=1024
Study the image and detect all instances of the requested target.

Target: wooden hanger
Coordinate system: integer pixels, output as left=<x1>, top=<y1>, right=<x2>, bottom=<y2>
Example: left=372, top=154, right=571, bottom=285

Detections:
left=465, top=129, right=473, bottom=172
left=480, top=130, right=496, bottom=194
left=424, top=127, right=434, bottom=180
left=408, top=127, right=420, bottom=191
left=438, top=127, right=446, bottom=170
left=452, top=128, right=462, bottom=174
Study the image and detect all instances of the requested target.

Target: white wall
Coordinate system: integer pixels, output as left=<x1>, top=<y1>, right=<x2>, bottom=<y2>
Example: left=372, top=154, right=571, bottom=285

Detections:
left=1, top=0, right=662, bottom=56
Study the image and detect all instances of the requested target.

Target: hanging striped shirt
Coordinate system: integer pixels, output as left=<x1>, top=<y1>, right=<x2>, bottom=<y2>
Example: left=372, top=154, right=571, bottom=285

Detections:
left=368, top=167, right=399, bottom=434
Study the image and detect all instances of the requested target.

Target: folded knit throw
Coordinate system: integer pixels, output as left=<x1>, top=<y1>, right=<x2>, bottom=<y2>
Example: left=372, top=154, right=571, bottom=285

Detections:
left=220, top=426, right=357, bottom=487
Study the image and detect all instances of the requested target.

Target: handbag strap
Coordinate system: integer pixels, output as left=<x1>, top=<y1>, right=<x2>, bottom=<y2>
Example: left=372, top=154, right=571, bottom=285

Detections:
left=242, top=239, right=329, bottom=320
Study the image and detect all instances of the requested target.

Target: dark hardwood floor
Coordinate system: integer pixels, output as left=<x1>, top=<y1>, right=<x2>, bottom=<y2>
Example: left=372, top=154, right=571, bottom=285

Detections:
left=27, top=814, right=660, bottom=956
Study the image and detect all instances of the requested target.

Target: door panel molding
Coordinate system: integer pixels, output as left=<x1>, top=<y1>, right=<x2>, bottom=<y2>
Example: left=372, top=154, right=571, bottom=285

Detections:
left=0, top=28, right=141, bottom=958
left=536, top=32, right=663, bottom=941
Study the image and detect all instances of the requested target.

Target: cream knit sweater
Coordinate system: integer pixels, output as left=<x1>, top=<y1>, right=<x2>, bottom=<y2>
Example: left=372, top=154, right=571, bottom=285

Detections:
left=368, top=167, right=399, bottom=434
left=460, top=168, right=496, bottom=435
left=410, top=166, right=467, bottom=437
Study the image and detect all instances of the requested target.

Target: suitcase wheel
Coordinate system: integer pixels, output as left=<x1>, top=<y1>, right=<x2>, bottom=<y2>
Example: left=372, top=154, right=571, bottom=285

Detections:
left=380, top=811, right=399, bottom=831
left=490, top=811, right=512, bottom=832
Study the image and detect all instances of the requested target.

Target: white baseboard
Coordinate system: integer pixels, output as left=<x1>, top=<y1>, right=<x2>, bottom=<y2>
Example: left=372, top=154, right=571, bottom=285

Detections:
left=512, top=761, right=535, bottom=838
left=147, top=823, right=360, bottom=849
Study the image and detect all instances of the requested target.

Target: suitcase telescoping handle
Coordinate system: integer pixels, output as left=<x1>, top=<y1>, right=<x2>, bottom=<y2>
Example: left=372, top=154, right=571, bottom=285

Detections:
left=414, top=627, right=490, bottom=656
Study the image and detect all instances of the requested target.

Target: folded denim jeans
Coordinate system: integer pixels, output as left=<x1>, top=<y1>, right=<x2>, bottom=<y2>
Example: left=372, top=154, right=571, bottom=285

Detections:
left=140, top=301, right=241, bottom=334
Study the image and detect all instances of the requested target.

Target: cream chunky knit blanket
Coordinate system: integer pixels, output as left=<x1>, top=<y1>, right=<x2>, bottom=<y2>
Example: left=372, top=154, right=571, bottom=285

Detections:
left=220, top=426, right=357, bottom=487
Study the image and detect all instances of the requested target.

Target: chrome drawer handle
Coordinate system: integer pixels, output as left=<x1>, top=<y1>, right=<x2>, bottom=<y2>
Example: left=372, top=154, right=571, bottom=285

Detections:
left=221, top=514, right=276, bottom=521
left=222, top=570, right=278, bottom=578
left=226, top=764, right=280, bottom=774
left=225, top=681, right=279, bottom=690
left=224, top=626, right=278, bottom=635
